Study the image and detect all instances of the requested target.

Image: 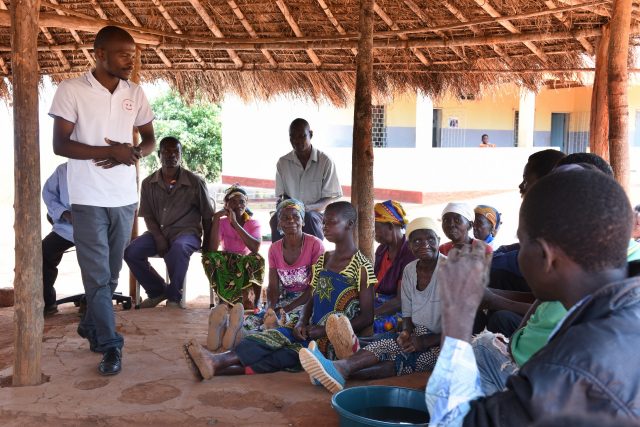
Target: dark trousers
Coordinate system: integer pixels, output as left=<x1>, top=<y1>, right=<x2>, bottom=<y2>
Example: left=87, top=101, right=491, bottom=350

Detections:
left=42, top=231, right=75, bottom=307
left=124, top=232, right=200, bottom=302
left=270, top=210, right=324, bottom=242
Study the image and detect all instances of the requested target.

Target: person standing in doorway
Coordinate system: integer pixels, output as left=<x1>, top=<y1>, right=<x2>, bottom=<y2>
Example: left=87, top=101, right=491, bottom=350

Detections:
left=50, top=26, right=156, bottom=376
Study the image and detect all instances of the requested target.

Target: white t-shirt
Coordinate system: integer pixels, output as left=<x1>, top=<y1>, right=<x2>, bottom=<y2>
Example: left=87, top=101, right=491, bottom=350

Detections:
left=48, top=71, right=154, bottom=207
left=400, top=256, right=445, bottom=333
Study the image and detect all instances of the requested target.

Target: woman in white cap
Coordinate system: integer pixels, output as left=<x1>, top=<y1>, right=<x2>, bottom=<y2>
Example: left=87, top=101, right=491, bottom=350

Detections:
left=297, top=217, right=444, bottom=393
left=440, top=202, right=493, bottom=256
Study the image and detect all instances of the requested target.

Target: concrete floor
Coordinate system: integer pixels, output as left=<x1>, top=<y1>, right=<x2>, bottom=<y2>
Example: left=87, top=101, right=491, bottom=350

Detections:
left=0, top=301, right=429, bottom=426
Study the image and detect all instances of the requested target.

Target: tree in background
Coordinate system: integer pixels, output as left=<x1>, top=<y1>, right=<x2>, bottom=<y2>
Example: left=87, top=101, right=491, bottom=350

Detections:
left=144, top=91, right=222, bottom=182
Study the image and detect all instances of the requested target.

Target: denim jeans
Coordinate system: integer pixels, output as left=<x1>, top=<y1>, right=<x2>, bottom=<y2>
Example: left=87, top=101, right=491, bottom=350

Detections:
left=472, top=331, right=519, bottom=395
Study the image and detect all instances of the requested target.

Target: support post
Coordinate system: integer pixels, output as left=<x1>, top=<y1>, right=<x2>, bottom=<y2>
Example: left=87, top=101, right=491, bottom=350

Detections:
left=608, top=0, right=632, bottom=192
left=11, top=0, right=43, bottom=386
left=590, top=24, right=610, bottom=161
left=351, top=0, right=375, bottom=260
left=517, top=89, right=536, bottom=148
left=129, top=46, right=141, bottom=300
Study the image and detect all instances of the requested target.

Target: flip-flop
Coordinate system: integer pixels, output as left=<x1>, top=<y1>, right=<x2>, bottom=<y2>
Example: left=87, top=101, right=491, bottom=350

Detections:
left=326, top=314, right=360, bottom=360
left=186, top=338, right=215, bottom=380
left=222, top=303, right=245, bottom=350
left=207, top=304, right=229, bottom=351
left=182, top=343, right=204, bottom=381
left=306, top=341, right=321, bottom=386
left=299, top=348, right=345, bottom=394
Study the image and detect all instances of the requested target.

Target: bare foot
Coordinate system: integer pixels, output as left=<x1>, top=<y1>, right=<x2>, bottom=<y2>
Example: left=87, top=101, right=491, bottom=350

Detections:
left=207, top=304, right=229, bottom=351
left=263, top=308, right=278, bottom=330
left=185, top=338, right=216, bottom=380
left=277, top=308, right=288, bottom=326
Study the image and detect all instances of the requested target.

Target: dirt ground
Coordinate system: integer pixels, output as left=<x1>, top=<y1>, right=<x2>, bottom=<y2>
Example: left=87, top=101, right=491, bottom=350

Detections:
left=0, top=300, right=430, bottom=426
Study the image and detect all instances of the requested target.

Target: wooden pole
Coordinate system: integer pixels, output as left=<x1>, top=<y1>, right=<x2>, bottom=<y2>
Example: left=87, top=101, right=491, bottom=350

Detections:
left=129, top=46, right=141, bottom=301
left=11, top=0, right=43, bottom=386
left=589, top=24, right=610, bottom=161
left=351, top=0, right=374, bottom=261
left=608, top=0, right=632, bottom=192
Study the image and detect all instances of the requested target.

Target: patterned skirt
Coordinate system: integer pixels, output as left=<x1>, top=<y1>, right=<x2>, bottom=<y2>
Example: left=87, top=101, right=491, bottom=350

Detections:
left=202, top=251, right=265, bottom=305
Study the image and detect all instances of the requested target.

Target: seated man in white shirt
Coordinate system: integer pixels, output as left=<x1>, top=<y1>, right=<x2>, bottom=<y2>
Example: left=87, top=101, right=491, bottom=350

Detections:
left=270, top=118, right=342, bottom=242
left=426, top=169, right=640, bottom=426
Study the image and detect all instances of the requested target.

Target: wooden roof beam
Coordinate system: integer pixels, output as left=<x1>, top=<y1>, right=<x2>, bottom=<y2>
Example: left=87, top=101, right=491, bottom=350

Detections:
left=441, top=0, right=514, bottom=68
left=227, top=0, right=277, bottom=67
left=276, top=0, right=322, bottom=66
left=46, top=0, right=95, bottom=67
left=149, top=0, right=206, bottom=68
left=556, top=0, right=611, bottom=17
left=187, top=0, right=243, bottom=68
left=316, top=0, right=357, bottom=55
left=403, top=0, right=467, bottom=62
left=111, top=0, right=172, bottom=67
left=544, top=0, right=594, bottom=54
left=374, top=2, right=430, bottom=66
left=473, top=0, right=548, bottom=63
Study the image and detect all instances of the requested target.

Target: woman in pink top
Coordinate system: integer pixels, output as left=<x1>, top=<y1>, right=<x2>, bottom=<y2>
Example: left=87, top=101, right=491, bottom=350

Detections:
left=203, top=185, right=264, bottom=308
left=261, top=199, right=324, bottom=329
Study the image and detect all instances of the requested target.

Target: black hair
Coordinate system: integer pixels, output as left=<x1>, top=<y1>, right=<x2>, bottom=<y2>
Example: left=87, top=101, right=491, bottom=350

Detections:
left=527, top=149, right=566, bottom=178
left=159, top=136, right=181, bottom=151
left=94, top=26, right=135, bottom=50
left=325, top=201, right=357, bottom=224
left=521, top=169, right=632, bottom=272
left=481, top=134, right=488, bottom=138
left=556, top=152, right=613, bottom=177
left=635, top=204, right=640, bottom=213
left=289, top=118, right=310, bottom=131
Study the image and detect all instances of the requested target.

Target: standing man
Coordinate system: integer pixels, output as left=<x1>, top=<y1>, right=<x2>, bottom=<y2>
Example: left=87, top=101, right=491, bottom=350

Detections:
left=124, top=136, right=214, bottom=309
left=270, top=118, right=342, bottom=242
left=50, top=26, right=155, bottom=376
left=41, top=162, right=74, bottom=316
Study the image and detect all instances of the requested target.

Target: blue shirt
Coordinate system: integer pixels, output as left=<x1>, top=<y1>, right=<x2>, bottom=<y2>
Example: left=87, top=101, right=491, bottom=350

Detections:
left=42, top=163, right=73, bottom=243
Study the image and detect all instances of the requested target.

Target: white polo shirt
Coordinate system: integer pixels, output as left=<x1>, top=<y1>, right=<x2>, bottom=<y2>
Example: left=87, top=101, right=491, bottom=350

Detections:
left=49, top=71, right=154, bottom=207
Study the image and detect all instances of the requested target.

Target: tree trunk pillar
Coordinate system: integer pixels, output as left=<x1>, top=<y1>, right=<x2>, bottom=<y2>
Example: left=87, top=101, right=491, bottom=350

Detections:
left=589, top=24, right=610, bottom=161
left=11, top=0, right=43, bottom=386
left=608, top=0, right=632, bottom=192
left=351, top=0, right=375, bottom=261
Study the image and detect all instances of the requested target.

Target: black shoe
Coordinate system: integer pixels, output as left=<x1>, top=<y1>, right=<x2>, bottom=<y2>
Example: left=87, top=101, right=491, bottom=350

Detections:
left=44, top=305, right=58, bottom=316
left=98, top=348, right=122, bottom=376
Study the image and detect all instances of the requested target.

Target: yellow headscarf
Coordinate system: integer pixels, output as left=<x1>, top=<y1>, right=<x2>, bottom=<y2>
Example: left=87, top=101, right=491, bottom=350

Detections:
left=374, top=200, right=408, bottom=228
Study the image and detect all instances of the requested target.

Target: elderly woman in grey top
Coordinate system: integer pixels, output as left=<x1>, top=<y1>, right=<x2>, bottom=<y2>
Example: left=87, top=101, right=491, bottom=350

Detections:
left=298, top=217, right=444, bottom=393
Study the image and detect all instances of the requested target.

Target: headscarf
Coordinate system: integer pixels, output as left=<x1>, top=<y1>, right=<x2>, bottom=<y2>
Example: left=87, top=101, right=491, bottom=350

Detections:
left=223, top=184, right=252, bottom=220
left=406, top=217, right=440, bottom=239
left=474, top=205, right=501, bottom=234
left=374, top=200, right=408, bottom=229
left=441, top=202, right=474, bottom=223
left=276, top=198, right=305, bottom=222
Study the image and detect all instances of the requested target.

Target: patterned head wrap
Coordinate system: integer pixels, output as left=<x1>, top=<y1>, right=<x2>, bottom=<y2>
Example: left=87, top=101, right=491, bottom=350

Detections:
left=474, top=205, right=501, bottom=233
left=442, top=202, right=474, bottom=223
left=276, top=198, right=306, bottom=222
left=374, top=200, right=408, bottom=228
left=224, top=183, right=252, bottom=220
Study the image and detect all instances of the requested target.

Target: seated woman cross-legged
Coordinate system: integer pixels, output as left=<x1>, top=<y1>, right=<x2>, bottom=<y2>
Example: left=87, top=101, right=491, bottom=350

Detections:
left=298, top=217, right=444, bottom=394
left=202, top=184, right=264, bottom=310
left=235, top=198, right=324, bottom=333
left=183, top=201, right=376, bottom=380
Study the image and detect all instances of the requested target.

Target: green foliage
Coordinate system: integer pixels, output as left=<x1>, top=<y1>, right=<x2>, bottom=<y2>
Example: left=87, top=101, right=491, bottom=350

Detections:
left=144, top=91, right=222, bottom=182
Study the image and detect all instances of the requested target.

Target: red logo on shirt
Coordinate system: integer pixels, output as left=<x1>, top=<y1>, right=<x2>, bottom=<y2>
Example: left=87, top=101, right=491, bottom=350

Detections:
left=122, top=99, right=134, bottom=111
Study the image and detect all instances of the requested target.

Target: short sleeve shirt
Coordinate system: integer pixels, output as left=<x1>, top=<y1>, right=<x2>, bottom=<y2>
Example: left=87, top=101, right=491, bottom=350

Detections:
left=219, top=217, right=261, bottom=255
left=268, top=234, right=325, bottom=293
left=138, top=168, right=214, bottom=242
left=400, top=257, right=445, bottom=333
left=275, top=146, right=342, bottom=206
left=48, top=71, right=154, bottom=207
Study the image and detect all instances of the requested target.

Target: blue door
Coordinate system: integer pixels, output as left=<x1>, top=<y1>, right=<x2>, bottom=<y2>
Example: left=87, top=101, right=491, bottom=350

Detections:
left=550, top=113, right=568, bottom=151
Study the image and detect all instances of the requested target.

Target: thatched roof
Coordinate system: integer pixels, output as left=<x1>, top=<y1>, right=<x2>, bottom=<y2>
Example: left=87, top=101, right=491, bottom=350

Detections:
left=0, top=0, right=638, bottom=104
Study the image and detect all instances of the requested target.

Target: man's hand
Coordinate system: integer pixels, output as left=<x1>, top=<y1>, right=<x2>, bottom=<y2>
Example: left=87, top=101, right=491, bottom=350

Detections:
left=154, top=235, right=170, bottom=257
left=92, top=158, right=121, bottom=169
left=105, top=138, right=141, bottom=166
left=438, top=242, right=492, bottom=342
left=61, top=210, right=73, bottom=224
